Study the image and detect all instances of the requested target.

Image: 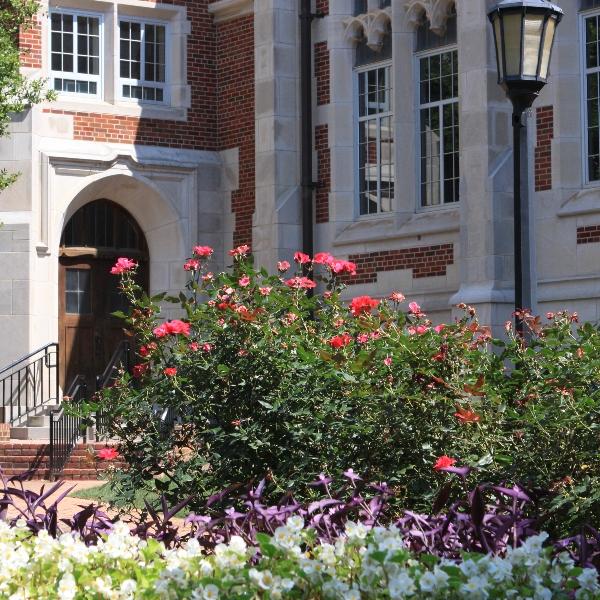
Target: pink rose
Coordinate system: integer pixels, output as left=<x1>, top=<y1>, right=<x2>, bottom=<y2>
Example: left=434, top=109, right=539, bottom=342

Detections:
left=259, top=287, right=272, bottom=296
left=229, top=244, right=250, bottom=257
left=238, top=275, right=251, bottom=287
left=193, top=245, right=214, bottom=258
left=294, top=252, right=311, bottom=264
left=408, top=301, right=422, bottom=315
left=285, top=276, right=316, bottom=289
left=184, top=259, right=200, bottom=271
left=383, top=356, right=392, bottom=367
left=110, top=257, right=137, bottom=275
left=277, top=260, right=291, bottom=272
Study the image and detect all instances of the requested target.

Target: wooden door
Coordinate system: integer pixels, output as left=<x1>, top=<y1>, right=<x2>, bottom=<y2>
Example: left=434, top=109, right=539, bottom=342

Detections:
left=59, top=257, right=147, bottom=390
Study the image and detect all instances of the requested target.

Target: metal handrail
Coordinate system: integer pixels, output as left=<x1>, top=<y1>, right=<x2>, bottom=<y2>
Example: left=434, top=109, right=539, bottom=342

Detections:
left=49, top=375, right=87, bottom=480
left=96, top=340, right=131, bottom=391
left=95, top=340, right=131, bottom=438
left=0, top=343, right=59, bottom=426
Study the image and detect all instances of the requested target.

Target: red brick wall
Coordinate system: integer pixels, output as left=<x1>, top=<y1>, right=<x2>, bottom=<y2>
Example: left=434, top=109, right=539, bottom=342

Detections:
left=215, top=15, right=255, bottom=247
left=42, top=0, right=218, bottom=150
left=314, top=41, right=330, bottom=106
left=577, top=225, right=600, bottom=245
left=535, top=106, right=553, bottom=192
left=316, top=0, right=329, bottom=16
left=19, top=15, right=42, bottom=68
left=346, top=244, right=455, bottom=285
left=315, top=124, right=330, bottom=224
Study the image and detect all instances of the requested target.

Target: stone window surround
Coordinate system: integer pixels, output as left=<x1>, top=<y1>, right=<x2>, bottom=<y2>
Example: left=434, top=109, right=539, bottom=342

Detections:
left=581, top=7, right=600, bottom=187
left=34, top=0, right=190, bottom=121
left=331, top=0, right=459, bottom=249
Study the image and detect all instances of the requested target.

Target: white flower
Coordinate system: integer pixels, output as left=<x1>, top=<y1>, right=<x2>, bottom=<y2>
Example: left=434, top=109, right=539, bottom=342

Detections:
left=419, top=567, right=449, bottom=592
left=460, top=575, right=489, bottom=599
left=286, top=515, right=304, bottom=532
left=345, top=521, right=369, bottom=541
left=57, top=573, right=76, bottom=600
left=533, top=586, right=553, bottom=600
left=577, top=568, right=600, bottom=593
left=202, top=584, right=220, bottom=600
left=388, top=572, right=416, bottom=598
left=120, top=579, right=137, bottom=597
left=343, top=588, right=361, bottom=600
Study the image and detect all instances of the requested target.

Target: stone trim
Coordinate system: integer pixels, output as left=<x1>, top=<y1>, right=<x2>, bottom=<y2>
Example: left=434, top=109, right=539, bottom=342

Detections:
left=343, top=8, right=391, bottom=50
left=405, top=0, right=456, bottom=35
left=208, top=0, right=253, bottom=24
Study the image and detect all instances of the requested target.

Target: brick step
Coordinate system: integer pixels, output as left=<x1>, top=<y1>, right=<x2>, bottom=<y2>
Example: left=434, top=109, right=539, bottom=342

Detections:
left=0, top=442, right=124, bottom=479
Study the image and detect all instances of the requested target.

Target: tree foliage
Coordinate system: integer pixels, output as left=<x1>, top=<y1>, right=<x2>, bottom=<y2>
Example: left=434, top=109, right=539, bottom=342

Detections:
left=0, top=0, right=54, bottom=191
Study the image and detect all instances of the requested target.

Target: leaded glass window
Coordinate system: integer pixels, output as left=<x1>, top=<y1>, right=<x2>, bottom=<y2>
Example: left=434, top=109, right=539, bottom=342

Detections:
left=418, top=48, right=459, bottom=207
left=50, top=11, right=101, bottom=96
left=120, top=20, right=166, bottom=103
left=357, top=64, right=394, bottom=215
left=585, top=14, right=600, bottom=181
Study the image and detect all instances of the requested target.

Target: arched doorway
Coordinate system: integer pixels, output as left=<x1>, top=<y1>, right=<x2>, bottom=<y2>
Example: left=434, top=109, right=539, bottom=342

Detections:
left=59, top=200, right=149, bottom=388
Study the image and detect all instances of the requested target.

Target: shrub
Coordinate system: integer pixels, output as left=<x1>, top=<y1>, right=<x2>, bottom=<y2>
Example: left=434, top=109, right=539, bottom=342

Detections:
left=78, top=247, right=600, bottom=535
left=1, top=518, right=599, bottom=599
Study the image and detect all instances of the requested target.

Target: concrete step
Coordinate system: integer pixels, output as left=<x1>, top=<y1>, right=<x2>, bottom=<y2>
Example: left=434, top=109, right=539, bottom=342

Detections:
left=10, top=426, right=52, bottom=440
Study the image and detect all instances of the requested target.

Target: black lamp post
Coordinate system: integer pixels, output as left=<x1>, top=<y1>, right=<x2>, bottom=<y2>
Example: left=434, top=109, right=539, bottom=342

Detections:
left=488, top=0, right=563, bottom=333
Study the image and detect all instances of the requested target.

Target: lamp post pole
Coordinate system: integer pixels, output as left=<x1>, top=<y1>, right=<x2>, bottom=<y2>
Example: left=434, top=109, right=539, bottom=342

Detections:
left=488, top=0, right=563, bottom=334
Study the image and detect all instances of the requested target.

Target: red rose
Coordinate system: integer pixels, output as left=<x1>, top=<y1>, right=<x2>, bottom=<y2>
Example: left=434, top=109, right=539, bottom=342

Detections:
left=132, top=364, right=148, bottom=379
left=454, top=409, right=481, bottom=424
left=184, top=259, right=200, bottom=271
left=433, top=455, right=457, bottom=471
left=165, top=320, right=191, bottom=336
left=349, top=295, right=379, bottom=317
left=97, top=447, right=120, bottom=461
left=163, top=367, right=177, bottom=377
left=294, top=251, right=311, bottom=264
left=328, top=333, right=352, bottom=349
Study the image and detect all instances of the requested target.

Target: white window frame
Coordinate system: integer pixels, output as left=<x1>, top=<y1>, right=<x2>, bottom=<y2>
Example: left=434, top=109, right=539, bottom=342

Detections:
left=118, top=16, right=170, bottom=106
left=580, top=9, right=600, bottom=186
left=48, top=8, right=104, bottom=100
left=354, top=60, right=394, bottom=218
left=414, top=43, right=459, bottom=211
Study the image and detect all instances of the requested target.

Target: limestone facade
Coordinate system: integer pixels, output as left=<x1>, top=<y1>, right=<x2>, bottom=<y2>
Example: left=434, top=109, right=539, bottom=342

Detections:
left=0, top=0, right=598, bottom=371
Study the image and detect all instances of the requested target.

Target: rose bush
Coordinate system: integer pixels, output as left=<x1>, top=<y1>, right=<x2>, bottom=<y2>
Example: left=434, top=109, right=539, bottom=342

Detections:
left=1, top=519, right=598, bottom=599
left=78, top=247, right=600, bottom=535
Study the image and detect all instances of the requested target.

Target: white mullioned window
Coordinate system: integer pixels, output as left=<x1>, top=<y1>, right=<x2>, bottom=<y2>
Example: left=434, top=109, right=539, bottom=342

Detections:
left=49, top=10, right=102, bottom=97
left=417, top=47, right=459, bottom=207
left=119, top=19, right=168, bottom=104
left=356, top=63, right=394, bottom=215
left=584, top=12, right=600, bottom=182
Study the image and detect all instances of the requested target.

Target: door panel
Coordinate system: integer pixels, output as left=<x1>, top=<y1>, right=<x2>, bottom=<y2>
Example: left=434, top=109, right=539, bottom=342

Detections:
left=59, top=257, right=147, bottom=390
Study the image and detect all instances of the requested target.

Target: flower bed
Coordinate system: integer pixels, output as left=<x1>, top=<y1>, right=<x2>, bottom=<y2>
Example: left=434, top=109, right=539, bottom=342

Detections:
left=1, top=518, right=598, bottom=599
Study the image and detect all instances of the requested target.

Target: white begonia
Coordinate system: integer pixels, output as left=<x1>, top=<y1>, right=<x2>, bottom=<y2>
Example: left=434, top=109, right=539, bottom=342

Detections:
left=345, top=521, right=369, bottom=541
left=460, top=575, right=490, bottom=600
left=577, top=568, right=600, bottom=595
left=533, top=585, right=553, bottom=600
left=343, top=588, right=361, bottom=600
left=419, top=567, right=449, bottom=592
left=388, top=572, right=416, bottom=598
left=57, top=573, right=77, bottom=600
left=286, top=515, right=304, bottom=532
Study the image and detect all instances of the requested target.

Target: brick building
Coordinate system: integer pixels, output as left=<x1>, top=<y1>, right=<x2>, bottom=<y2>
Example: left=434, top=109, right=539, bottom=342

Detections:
left=0, top=0, right=599, bottom=389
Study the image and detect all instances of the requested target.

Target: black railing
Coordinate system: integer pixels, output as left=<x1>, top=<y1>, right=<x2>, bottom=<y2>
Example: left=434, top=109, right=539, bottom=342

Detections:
left=0, top=343, right=59, bottom=426
left=95, top=340, right=131, bottom=437
left=49, top=375, right=87, bottom=480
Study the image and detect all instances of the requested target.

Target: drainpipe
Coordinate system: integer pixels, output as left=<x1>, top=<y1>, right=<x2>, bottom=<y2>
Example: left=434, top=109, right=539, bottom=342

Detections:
left=299, top=0, right=323, bottom=261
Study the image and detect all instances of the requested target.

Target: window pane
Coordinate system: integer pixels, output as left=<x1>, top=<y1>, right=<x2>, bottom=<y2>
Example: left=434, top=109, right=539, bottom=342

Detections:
left=65, top=270, right=91, bottom=314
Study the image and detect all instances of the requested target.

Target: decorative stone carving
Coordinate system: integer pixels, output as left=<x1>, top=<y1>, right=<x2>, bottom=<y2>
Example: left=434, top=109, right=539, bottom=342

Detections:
left=343, top=8, right=392, bottom=50
left=405, top=0, right=455, bottom=35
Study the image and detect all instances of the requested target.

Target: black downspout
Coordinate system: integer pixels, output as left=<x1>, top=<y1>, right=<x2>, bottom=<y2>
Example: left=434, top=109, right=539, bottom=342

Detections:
left=299, top=0, right=323, bottom=262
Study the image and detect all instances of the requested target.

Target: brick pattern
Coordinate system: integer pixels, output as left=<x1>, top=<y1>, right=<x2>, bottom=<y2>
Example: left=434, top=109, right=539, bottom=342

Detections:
left=346, top=244, right=455, bottom=285
left=535, top=105, right=553, bottom=192
left=314, top=41, right=330, bottom=106
left=316, top=0, right=329, bottom=15
left=577, top=225, right=600, bottom=245
left=315, top=124, right=330, bottom=223
left=0, top=442, right=126, bottom=480
left=43, top=0, right=218, bottom=150
left=215, top=15, right=255, bottom=247
left=19, top=16, right=42, bottom=68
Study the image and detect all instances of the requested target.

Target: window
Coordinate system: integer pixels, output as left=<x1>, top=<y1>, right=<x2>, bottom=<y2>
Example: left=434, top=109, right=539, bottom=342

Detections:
left=357, top=65, right=394, bottom=215
left=584, top=14, right=600, bottom=181
left=50, top=11, right=101, bottom=96
left=65, top=269, right=91, bottom=314
left=417, top=36, right=459, bottom=207
left=119, top=19, right=167, bottom=103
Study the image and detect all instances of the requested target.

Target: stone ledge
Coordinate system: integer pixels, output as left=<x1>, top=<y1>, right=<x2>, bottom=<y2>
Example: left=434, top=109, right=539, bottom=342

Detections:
left=208, top=0, right=254, bottom=24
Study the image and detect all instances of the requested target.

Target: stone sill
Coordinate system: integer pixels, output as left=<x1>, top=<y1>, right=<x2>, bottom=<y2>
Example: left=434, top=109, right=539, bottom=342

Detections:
left=332, top=207, right=460, bottom=248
